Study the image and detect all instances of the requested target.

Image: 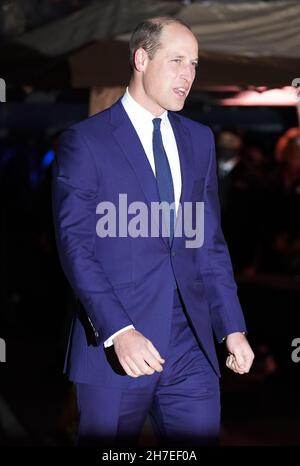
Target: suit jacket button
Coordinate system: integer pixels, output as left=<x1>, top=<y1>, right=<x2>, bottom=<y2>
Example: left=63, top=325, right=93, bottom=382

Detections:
left=171, top=251, right=176, bottom=257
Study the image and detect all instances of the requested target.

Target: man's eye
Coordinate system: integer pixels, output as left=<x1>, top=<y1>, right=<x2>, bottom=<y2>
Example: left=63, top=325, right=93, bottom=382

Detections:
left=172, top=59, right=181, bottom=63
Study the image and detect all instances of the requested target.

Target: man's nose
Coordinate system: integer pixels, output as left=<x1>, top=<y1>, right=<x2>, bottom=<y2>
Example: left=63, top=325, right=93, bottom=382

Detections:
left=180, top=64, right=195, bottom=82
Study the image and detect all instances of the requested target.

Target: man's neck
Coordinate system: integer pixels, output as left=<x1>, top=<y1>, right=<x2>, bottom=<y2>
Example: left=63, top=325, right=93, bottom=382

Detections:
left=128, top=81, right=165, bottom=117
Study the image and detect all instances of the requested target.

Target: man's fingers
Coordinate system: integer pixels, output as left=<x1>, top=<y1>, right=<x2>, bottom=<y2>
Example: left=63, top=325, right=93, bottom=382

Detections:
left=226, top=354, right=243, bottom=374
left=114, top=331, right=165, bottom=376
left=121, top=360, right=139, bottom=378
left=226, top=335, right=255, bottom=374
left=234, top=351, right=247, bottom=371
left=143, top=351, right=164, bottom=373
left=123, top=351, right=162, bottom=376
left=124, top=357, right=145, bottom=376
left=129, top=354, right=155, bottom=375
left=226, top=354, right=238, bottom=373
left=233, top=358, right=245, bottom=374
left=147, top=340, right=165, bottom=363
left=236, top=349, right=254, bottom=373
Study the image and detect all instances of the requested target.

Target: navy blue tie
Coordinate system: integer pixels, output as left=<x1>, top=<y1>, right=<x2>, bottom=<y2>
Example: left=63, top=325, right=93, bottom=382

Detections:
left=152, top=118, right=175, bottom=246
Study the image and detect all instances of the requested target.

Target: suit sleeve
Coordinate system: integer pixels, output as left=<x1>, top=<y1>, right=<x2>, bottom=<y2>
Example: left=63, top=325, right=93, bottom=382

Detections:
left=52, top=128, right=133, bottom=345
left=203, top=128, right=247, bottom=342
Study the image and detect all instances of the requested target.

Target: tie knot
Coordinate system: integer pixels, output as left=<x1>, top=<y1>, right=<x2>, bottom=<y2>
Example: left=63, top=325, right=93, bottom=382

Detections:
left=153, top=118, right=162, bottom=130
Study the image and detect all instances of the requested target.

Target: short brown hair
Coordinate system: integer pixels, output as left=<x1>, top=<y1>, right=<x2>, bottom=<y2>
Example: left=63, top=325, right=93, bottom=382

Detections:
left=129, top=16, right=192, bottom=69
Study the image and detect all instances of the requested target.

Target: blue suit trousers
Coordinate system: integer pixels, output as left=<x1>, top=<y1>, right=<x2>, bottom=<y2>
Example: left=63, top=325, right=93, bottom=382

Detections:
left=75, top=289, right=220, bottom=446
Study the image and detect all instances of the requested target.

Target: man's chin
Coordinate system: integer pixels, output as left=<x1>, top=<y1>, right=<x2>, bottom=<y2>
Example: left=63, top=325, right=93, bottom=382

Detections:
left=168, top=100, right=185, bottom=112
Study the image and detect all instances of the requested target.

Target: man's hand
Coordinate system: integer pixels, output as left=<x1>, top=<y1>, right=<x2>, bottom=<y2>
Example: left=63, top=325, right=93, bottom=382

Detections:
left=113, top=329, right=165, bottom=378
left=225, top=332, right=254, bottom=374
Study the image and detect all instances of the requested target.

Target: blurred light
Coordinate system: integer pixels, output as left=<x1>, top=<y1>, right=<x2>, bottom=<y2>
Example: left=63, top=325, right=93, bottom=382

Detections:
left=30, top=171, right=39, bottom=189
left=42, top=149, right=55, bottom=167
left=220, top=87, right=298, bottom=106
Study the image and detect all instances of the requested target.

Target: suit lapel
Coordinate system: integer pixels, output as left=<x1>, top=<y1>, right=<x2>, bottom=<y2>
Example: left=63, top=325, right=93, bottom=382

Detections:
left=110, top=100, right=169, bottom=249
left=168, top=112, right=195, bottom=244
left=109, top=101, right=195, bottom=249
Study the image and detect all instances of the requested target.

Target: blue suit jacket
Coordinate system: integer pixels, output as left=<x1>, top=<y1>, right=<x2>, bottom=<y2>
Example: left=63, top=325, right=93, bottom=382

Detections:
left=52, top=99, right=246, bottom=386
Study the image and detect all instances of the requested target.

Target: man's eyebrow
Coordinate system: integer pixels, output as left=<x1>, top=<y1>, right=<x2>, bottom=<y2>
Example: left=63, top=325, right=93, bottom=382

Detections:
left=171, top=55, right=199, bottom=61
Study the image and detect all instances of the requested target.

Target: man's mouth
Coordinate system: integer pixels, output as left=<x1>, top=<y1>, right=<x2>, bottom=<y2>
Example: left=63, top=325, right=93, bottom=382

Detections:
left=173, top=87, right=188, bottom=98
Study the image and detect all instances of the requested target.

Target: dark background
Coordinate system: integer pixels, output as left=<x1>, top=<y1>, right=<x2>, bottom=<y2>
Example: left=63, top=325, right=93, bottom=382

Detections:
left=1, top=0, right=300, bottom=446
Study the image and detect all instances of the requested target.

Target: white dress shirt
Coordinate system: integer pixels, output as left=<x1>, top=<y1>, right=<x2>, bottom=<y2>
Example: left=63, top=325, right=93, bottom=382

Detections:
left=104, top=87, right=182, bottom=347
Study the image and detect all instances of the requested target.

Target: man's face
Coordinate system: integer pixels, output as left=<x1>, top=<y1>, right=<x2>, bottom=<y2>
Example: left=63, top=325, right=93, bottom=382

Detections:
left=138, top=23, right=198, bottom=115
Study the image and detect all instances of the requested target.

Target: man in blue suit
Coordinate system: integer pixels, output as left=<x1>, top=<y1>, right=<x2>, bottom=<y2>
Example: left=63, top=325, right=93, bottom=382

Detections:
left=52, top=17, right=254, bottom=446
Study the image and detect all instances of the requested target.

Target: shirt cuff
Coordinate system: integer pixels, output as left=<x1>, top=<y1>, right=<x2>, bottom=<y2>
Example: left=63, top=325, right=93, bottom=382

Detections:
left=222, top=331, right=246, bottom=342
left=104, top=325, right=135, bottom=348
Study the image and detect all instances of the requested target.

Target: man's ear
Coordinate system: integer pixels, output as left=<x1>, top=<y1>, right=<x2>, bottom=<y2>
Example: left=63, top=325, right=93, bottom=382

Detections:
left=134, top=48, right=148, bottom=72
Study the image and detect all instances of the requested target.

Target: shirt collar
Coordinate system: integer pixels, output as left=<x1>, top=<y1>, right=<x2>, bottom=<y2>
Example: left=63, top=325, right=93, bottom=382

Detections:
left=121, top=87, right=169, bottom=128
